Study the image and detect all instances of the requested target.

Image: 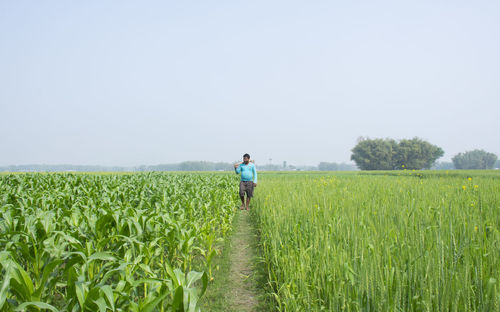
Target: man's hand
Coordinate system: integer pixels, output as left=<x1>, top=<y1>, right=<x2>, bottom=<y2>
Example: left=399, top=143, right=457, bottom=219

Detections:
left=234, top=162, right=242, bottom=169
left=253, top=183, right=257, bottom=187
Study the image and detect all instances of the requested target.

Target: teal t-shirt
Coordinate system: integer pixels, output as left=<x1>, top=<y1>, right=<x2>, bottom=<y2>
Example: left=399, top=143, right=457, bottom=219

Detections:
left=235, top=163, right=257, bottom=183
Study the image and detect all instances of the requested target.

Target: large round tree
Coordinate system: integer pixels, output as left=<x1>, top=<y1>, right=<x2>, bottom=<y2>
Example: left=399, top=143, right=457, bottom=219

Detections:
left=351, top=137, right=444, bottom=170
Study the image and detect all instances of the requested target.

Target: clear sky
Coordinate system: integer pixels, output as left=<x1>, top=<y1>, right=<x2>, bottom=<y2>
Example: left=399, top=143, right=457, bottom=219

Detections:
left=1, top=1, right=499, bottom=166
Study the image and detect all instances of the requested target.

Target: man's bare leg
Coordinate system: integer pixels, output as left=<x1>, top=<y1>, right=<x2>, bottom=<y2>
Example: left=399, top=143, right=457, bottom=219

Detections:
left=246, top=197, right=251, bottom=210
left=240, top=195, right=245, bottom=210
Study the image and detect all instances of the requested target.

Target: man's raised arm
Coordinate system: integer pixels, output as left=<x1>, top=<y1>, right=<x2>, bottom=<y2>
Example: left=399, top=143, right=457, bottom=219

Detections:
left=234, top=162, right=242, bottom=174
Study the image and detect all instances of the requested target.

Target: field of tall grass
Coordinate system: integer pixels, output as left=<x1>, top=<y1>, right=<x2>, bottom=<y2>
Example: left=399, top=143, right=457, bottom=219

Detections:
left=252, top=171, right=499, bottom=311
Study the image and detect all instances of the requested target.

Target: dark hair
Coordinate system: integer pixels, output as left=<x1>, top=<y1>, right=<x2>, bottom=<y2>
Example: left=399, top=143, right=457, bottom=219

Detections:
left=243, top=153, right=250, bottom=159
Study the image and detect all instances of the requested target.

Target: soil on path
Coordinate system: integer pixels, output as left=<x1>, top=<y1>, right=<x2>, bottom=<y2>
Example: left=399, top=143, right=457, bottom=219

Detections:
left=226, top=210, right=260, bottom=311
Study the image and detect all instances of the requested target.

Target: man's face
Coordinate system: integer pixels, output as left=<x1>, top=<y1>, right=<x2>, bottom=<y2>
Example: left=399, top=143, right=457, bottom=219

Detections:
left=243, top=157, right=250, bottom=164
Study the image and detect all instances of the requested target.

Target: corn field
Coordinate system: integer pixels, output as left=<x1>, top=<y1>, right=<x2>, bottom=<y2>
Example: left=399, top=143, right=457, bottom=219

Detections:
left=0, top=173, right=238, bottom=311
left=252, top=171, right=500, bottom=311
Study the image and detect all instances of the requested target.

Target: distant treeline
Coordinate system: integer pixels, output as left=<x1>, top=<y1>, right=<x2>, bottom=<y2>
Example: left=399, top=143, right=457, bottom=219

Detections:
left=136, top=161, right=233, bottom=171
left=0, top=164, right=130, bottom=172
left=0, top=162, right=233, bottom=172
left=1, top=161, right=357, bottom=172
left=2, top=158, right=498, bottom=172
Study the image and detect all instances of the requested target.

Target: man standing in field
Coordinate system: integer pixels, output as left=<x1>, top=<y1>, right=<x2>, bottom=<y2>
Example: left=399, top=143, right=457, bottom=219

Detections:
left=234, top=153, right=257, bottom=210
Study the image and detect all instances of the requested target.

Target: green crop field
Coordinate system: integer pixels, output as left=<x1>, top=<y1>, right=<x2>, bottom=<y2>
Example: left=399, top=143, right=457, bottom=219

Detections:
left=252, top=171, right=500, bottom=311
left=1, top=171, right=499, bottom=311
left=0, top=173, right=238, bottom=311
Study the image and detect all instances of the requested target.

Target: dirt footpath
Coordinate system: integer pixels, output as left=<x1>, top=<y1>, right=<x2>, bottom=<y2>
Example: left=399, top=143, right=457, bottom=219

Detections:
left=227, top=210, right=260, bottom=311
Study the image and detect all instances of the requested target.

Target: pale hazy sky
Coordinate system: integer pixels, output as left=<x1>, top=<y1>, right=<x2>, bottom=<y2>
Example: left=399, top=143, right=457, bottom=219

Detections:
left=1, top=1, right=499, bottom=166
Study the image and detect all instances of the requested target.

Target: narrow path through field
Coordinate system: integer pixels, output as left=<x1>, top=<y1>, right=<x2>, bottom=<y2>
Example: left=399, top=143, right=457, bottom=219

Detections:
left=226, top=210, right=260, bottom=311
left=201, top=209, right=264, bottom=312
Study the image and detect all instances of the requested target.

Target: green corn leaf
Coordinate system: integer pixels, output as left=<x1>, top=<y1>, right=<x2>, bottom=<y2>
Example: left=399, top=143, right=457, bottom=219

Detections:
left=115, top=280, right=127, bottom=293
left=0, top=270, right=11, bottom=309
left=14, top=301, right=59, bottom=312
left=99, top=285, right=115, bottom=311
left=171, top=286, right=184, bottom=311
left=141, top=292, right=169, bottom=312
left=8, top=260, right=35, bottom=301
left=93, top=297, right=108, bottom=312
left=199, top=271, right=208, bottom=298
left=100, top=263, right=128, bottom=285
left=186, top=271, right=204, bottom=288
left=87, top=252, right=116, bottom=263
left=75, top=282, right=87, bottom=309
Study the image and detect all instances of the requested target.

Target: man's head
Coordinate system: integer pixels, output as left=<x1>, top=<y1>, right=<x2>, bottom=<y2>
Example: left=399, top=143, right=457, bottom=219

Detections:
left=243, top=153, right=250, bottom=164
